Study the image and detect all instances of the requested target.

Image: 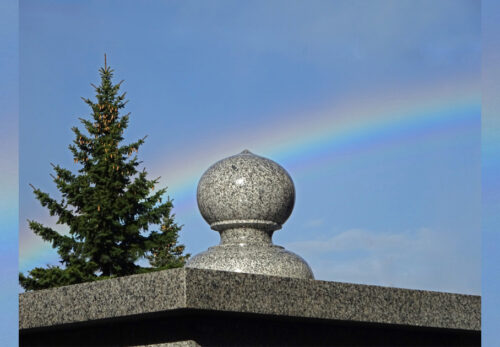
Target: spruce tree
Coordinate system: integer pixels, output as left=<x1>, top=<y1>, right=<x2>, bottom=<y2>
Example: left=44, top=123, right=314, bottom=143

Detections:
left=20, top=58, right=189, bottom=291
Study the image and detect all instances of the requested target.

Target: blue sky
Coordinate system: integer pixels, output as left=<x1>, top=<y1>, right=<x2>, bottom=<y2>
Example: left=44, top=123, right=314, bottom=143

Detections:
left=19, top=1, right=480, bottom=293
left=482, top=0, right=500, bottom=345
left=19, top=0, right=481, bottom=294
left=4, top=0, right=499, bottom=344
left=0, top=0, right=18, bottom=344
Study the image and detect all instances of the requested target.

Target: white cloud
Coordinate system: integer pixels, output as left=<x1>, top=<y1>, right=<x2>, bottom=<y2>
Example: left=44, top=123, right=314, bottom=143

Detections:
left=304, top=218, right=325, bottom=228
left=286, top=228, right=480, bottom=294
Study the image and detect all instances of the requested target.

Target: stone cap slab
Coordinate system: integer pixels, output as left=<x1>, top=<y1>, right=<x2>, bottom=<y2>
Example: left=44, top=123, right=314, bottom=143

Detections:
left=19, top=267, right=480, bottom=331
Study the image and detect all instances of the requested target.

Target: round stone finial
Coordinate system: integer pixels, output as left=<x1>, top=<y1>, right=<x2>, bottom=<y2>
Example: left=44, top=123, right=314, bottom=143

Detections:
left=197, top=150, right=295, bottom=232
left=187, top=150, right=314, bottom=279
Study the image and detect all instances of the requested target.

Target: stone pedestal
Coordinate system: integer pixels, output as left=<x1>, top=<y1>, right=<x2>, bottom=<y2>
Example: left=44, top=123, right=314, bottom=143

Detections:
left=19, top=267, right=480, bottom=346
left=186, top=150, right=314, bottom=279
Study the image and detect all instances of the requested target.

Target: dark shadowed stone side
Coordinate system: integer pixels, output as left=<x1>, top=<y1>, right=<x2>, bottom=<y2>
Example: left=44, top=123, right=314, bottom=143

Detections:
left=19, top=268, right=480, bottom=346
left=140, top=342, right=199, bottom=347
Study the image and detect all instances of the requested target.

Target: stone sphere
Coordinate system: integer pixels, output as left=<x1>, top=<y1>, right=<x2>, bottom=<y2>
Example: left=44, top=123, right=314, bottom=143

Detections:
left=197, top=150, right=295, bottom=231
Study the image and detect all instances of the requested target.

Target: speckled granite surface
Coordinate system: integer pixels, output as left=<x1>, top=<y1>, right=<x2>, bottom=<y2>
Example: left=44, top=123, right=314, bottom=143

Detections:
left=187, top=150, right=314, bottom=279
left=20, top=267, right=480, bottom=332
left=20, top=268, right=186, bottom=330
left=196, top=150, right=295, bottom=230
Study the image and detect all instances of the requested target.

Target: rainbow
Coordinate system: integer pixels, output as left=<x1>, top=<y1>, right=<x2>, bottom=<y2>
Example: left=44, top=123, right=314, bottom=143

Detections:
left=149, top=74, right=480, bottom=215
left=1, top=118, right=18, bottom=268
left=19, top=75, right=480, bottom=271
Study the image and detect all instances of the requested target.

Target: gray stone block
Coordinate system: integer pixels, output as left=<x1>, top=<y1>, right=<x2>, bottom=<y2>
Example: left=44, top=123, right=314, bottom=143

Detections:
left=20, top=267, right=480, bottom=332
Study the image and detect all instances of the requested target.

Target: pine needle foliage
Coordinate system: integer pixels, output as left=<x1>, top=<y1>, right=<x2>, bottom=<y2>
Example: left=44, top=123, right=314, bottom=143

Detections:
left=20, top=61, right=189, bottom=291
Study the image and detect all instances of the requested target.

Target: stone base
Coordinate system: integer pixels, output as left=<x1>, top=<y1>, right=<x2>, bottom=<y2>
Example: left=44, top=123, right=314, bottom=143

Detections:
left=186, top=242, right=314, bottom=279
left=19, top=268, right=480, bottom=346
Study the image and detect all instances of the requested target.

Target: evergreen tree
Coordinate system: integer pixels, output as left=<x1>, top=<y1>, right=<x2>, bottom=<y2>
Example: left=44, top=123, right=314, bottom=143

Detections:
left=20, top=58, right=189, bottom=291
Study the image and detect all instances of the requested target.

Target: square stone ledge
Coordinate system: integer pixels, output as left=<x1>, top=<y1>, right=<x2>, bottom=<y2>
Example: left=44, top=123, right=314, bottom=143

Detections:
left=19, top=267, right=480, bottom=332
